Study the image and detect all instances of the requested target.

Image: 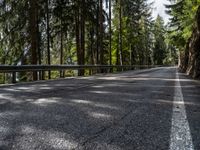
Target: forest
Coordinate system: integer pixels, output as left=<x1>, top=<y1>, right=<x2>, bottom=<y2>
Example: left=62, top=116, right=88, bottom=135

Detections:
left=166, top=0, right=200, bottom=78
left=0, top=0, right=199, bottom=84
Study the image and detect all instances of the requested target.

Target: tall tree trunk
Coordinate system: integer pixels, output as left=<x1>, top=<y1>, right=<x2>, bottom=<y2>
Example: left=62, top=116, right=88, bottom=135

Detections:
left=90, top=29, right=95, bottom=65
left=109, top=0, right=112, bottom=66
left=96, top=1, right=99, bottom=64
left=75, top=3, right=80, bottom=68
left=37, top=19, right=42, bottom=80
left=79, top=0, right=85, bottom=76
left=99, top=0, right=104, bottom=66
left=119, top=0, right=123, bottom=66
left=29, top=0, right=38, bottom=81
left=75, top=0, right=85, bottom=76
left=116, top=34, right=119, bottom=66
left=60, top=16, right=64, bottom=78
left=46, top=0, right=51, bottom=79
left=90, top=29, right=95, bottom=75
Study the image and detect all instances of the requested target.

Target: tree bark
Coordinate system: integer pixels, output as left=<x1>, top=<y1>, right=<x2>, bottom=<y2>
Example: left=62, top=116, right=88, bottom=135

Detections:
left=109, top=0, right=112, bottom=66
left=75, top=0, right=85, bottom=76
left=119, top=0, right=123, bottom=66
left=46, top=0, right=51, bottom=79
left=99, top=0, right=104, bottom=66
left=29, top=0, right=38, bottom=81
left=60, top=16, right=64, bottom=78
left=96, top=1, right=99, bottom=64
left=79, top=0, right=85, bottom=76
left=75, top=3, right=80, bottom=68
left=37, top=16, right=42, bottom=80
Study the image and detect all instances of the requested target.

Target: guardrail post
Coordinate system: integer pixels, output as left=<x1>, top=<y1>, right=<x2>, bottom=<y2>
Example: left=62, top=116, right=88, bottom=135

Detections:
left=42, top=71, right=45, bottom=80
left=12, top=72, right=16, bottom=83
left=60, top=70, right=65, bottom=78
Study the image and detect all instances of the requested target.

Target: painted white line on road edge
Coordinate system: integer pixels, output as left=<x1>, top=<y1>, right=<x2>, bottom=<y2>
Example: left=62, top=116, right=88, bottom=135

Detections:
left=170, top=69, right=194, bottom=150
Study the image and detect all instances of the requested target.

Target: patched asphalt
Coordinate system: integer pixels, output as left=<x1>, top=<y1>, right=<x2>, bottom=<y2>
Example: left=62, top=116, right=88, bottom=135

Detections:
left=0, top=67, right=199, bottom=150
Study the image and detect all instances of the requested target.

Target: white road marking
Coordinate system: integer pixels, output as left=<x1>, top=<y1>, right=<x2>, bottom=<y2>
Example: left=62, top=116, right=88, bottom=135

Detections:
left=170, top=69, right=194, bottom=150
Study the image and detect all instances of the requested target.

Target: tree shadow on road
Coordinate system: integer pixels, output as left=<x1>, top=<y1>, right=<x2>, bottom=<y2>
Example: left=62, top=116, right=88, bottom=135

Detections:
left=0, top=69, right=176, bottom=150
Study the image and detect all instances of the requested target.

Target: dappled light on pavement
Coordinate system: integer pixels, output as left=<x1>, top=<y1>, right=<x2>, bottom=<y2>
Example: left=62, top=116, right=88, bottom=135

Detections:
left=0, top=67, right=200, bottom=149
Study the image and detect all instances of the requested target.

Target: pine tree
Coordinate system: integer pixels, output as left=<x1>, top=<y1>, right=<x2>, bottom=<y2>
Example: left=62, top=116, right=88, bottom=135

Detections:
left=153, top=15, right=167, bottom=65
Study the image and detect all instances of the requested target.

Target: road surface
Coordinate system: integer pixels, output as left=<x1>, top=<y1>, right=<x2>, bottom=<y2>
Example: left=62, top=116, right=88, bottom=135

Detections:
left=0, top=67, right=200, bottom=150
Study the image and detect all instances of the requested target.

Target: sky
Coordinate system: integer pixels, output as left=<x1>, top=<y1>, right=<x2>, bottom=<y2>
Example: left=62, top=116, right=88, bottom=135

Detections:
left=149, top=0, right=171, bottom=23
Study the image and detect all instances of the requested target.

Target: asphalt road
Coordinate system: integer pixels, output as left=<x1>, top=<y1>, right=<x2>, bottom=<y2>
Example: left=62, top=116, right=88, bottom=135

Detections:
left=0, top=67, right=200, bottom=150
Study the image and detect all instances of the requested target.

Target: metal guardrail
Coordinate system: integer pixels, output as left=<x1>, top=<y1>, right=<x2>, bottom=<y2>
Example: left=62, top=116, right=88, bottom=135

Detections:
left=0, top=65, right=165, bottom=83
left=0, top=65, right=162, bottom=73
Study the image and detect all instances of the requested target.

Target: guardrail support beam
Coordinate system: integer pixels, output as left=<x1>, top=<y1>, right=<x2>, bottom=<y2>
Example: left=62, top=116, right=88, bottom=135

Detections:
left=12, top=72, right=16, bottom=83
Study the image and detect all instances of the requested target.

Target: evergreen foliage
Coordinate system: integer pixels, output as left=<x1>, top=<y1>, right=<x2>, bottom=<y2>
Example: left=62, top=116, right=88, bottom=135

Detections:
left=0, top=0, right=173, bottom=83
